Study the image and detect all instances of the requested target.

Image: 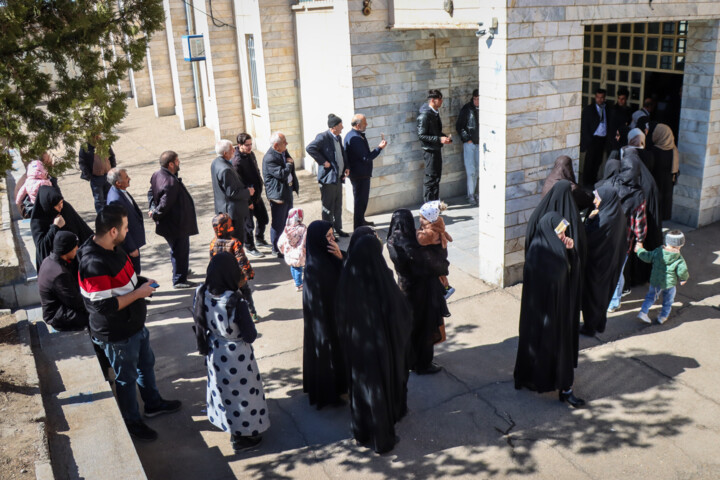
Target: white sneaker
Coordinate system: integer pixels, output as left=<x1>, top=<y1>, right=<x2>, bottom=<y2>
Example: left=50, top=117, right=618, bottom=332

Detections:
left=657, top=316, right=668, bottom=325
left=637, top=311, right=652, bottom=324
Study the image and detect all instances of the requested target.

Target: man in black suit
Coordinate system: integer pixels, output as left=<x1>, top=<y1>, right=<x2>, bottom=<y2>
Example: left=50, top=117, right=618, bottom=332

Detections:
left=211, top=139, right=254, bottom=243
left=580, top=88, right=609, bottom=187
left=306, top=114, right=350, bottom=238
left=106, top=168, right=146, bottom=274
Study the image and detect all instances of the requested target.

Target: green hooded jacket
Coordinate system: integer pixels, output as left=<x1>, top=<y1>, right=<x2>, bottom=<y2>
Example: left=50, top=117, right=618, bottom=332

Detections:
left=637, top=246, right=689, bottom=289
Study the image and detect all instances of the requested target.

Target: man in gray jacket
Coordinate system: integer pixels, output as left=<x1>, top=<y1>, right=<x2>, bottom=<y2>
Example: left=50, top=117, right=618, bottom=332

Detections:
left=211, top=140, right=254, bottom=240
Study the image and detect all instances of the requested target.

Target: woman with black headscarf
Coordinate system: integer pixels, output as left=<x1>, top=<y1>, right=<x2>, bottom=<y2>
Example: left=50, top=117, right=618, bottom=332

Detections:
left=192, top=252, right=269, bottom=452
left=386, top=209, right=449, bottom=374
left=514, top=212, right=585, bottom=408
left=336, top=234, right=412, bottom=454
left=650, top=123, right=679, bottom=221
left=31, top=185, right=93, bottom=270
left=580, top=186, right=627, bottom=336
left=542, top=156, right=594, bottom=211
left=302, top=220, right=347, bottom=408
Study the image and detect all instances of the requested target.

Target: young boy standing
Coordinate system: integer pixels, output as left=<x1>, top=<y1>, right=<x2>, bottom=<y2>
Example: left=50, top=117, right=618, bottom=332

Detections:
left=635, top=230, right=689, bottom=325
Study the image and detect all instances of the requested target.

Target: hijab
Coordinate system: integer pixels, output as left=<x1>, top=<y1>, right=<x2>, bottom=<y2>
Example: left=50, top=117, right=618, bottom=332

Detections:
left=614, top=150, right=650, bottom=216
left=283, top=207, right=306, bottom=248
left=348, top=226, right=377, bottom=255
left=542, top=156, right=594, bottom=211
left=652, top=123, right=680, bottom=174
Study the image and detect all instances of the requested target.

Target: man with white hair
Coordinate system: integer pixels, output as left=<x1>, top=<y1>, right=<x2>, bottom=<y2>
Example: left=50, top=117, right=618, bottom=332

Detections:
left=106, top=168, right=146, bottom=274
left=211, top=139, right=254, bottom=241
left=263, top=132, right=299, bottom=257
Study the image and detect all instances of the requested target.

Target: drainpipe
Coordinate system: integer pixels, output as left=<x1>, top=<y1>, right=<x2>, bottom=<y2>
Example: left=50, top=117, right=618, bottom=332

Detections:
left=184, top=0, right=204, bottom=127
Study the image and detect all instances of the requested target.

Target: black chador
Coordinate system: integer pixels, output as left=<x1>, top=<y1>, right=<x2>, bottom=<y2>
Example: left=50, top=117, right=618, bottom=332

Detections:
left=302, top=220, right=347, bottom=408
left=336, top=234, right=412, bottom=454
left=515, top=212, right=581, bottom=394
left=581, top=186, right=627, bottom=335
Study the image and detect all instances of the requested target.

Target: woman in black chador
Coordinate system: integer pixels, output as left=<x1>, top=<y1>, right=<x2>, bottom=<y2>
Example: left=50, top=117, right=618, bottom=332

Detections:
left=514, top=212, right=585, bottom=408
left=541, top=155, right=594, bottom=211
left=580, top=185, right=627, bottom=336
left=336, top=234, right=412, bottom=454
left=31, top=185, right=93, bottom=269
left=386, top=209, right=449, bottom=374
left=302, top=220, right=347, bottom=408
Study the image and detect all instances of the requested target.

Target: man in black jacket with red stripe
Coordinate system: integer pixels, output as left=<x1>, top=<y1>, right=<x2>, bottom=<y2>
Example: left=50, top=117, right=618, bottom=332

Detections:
left=79, top=204, right=181, bottom=441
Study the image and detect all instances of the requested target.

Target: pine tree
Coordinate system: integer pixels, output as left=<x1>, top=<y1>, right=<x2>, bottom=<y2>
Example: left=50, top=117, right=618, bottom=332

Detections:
left=0, top=0, right=165, bottom=174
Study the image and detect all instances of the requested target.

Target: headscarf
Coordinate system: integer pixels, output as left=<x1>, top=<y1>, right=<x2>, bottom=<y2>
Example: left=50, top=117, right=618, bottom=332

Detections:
left=348, top=226, right=377, bottom=255
left=652, top=123, right=680, bottom=174
left=192, top=252, right=244, bottom=355
left=52, top=231, right=79, bottom=256
left=627, top=128, right=645, bottom=148
left=542, top=156, right=594, bottom=210
left=614, top=150, right=649, bottom=216
left=212, top=213, right=234, bottom=239
left=27, top=160, right=49, bottom=180
left=283, top=208, right=306, bottom=248
left=32, top=185, right=64, bottom=222
left=306, top=220, right=333, bottom=259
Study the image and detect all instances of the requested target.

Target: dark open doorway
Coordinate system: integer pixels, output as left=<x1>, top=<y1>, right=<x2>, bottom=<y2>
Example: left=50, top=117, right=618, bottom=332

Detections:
left=644, top=71, right=684, bottom=142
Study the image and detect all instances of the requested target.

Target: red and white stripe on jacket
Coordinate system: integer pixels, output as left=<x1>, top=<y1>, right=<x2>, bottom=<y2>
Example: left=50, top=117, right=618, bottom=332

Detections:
left=79, top=257, right=137, bottom=301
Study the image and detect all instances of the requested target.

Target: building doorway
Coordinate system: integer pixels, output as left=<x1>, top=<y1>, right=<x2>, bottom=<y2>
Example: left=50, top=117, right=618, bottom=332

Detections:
left=644, top=71, right=684, bottom=141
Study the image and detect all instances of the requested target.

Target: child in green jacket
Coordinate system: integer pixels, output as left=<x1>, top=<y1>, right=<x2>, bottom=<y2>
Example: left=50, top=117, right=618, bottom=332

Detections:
left=635, top=230, right=689, bottom=324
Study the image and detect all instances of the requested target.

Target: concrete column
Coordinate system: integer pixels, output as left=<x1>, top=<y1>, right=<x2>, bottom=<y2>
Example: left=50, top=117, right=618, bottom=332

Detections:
left=163, top=0, right=200, bottom=130
left=130, top=54, right=154, bottom=108
left=477, top=17, right=509, bottom=287
left=194, top=0, right=245, bottom=141
left=147, top=30, right=176, bottom=117
left=677, top=20, right=720, bottom=227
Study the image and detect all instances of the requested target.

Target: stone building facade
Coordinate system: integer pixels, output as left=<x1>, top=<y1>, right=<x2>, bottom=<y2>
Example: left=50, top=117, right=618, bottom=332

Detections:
left=126, top=0, right=720, bottom=286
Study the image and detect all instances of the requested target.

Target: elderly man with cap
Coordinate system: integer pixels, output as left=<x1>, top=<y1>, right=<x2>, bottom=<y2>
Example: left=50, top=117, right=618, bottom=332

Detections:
left=38, top=231, right=89, bottom=331
left=306, top=113, right=350, bottom=238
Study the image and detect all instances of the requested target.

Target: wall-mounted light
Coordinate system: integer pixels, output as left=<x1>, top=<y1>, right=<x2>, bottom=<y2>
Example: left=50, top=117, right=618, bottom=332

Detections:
left=362, top=0, right=371, bottom=16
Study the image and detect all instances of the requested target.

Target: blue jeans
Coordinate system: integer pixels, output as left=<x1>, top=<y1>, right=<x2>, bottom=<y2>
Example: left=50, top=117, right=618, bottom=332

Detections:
left=90, top=175, right=109, bottom=214
left=92, top=327, right=162, bottom=423
left=463, top=142, right=479, bottom=198
left=608, top=254, right=628, bottom=310
left=290, top=266, right=304, bottom=287
left=641, top=285, right=676, bottom=318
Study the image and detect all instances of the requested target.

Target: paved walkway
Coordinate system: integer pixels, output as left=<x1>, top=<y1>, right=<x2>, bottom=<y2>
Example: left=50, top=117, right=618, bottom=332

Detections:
left=54, top=104, right=720, bottom=479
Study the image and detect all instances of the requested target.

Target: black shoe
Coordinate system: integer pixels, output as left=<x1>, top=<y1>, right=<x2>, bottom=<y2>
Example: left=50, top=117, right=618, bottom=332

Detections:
left=272, top=251, right=284, bottom=259
left=173, top=281, right=196, bottom=289
left=256, top=238, right=271, bottom=247
left=361, top=220, right=376, bottom=227
left=126, top=420, right=158, bottom=441
left=144, top=399, right=182, bottom=418
left=247, top=248, right=265, bottom=258
left=232, top=433, right=263, bottom=452
left=559, top=390, right=586, bottom=408
left=415, top=362, right=442, bottom=375
left=579, top=325, right=596, bottom=337
left=336, top=229, right=350, bottom=238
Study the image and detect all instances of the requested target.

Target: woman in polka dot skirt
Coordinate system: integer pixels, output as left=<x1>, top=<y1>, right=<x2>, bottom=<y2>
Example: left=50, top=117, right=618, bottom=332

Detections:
left=192, top=252, right=270, bottom=452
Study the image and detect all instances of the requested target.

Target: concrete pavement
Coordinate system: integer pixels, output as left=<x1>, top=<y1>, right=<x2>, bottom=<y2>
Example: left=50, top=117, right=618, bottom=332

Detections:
left=53, top=103, right=720, bottom=479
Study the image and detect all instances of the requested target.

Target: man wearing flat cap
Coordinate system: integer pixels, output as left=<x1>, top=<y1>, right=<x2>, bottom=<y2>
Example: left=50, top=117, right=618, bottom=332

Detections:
left=306, top=113, right=350, bottom=238
left=38, top=231, right=89, bottom=331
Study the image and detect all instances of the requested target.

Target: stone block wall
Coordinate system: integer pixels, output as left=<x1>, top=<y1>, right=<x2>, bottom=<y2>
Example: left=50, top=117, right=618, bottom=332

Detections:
left=260, top=0, right=303, bottom=156
left=147, top=29, right=176, bottom=117
left=347, top=1, right=479, bottom=214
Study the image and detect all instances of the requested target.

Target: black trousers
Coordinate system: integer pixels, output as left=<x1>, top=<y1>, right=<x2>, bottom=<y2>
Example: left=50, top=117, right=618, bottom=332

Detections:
left=165, top=236, right=190, bottom=285
left=48, top=306, right=89, bottom=331
left=320, top=182, right=343, bottom=231
left=423, top=150, right=442, bottom=201
left=244, top=199, right=269, bottom=250
left=582, top=136, right=606, bottom=187
left=270, top=199, right=292, bottom=254
left=350, top=177, right=371, bottom=230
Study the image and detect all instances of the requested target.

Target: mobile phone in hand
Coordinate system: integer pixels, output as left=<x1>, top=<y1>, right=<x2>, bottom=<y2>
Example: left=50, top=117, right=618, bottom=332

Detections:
left=150, top=282, right=160, bottom=288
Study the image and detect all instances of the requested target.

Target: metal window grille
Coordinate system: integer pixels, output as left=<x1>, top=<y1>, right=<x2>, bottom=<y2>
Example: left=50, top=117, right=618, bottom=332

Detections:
left=582, top=21, right=688, bottom=108
left=246, top=34, right=261, bottom=109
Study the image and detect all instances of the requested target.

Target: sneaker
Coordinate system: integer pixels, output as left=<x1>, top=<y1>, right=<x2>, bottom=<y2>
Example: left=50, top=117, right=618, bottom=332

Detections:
left=256, top=238, right=271, bottom=247
left=173, top=281, right=196, bottom=289
left=232, top=433, right=263, bottom=452
left=607, top=305, right=619, bottom=313
left=415, top=362, right=442, bottom=375
left=247, top=248, right=265, bottom=258
left=126, top=421, right=158, bottom=441
left=637, top=311, right=652, bottom=324
left=657, top=315, right=669, bottom=325
left=468, top=196, right=478, bottom=206
left=251, top=313, right=259, bottom=323
left=621, top=288, right=632, bottom=297
left=144, top=399, right=182, bottom=418
left=273, top=251, right=284, bottom=259
left=444, top=286, right=455, bottom=300
left=296, top=285, right=303, bottom=292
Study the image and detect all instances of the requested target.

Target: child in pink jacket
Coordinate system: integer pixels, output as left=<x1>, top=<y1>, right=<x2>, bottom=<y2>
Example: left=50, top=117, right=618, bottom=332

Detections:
left=16, top=160, right=53, bottom=207
left=277, top=208, right=307, bottom=292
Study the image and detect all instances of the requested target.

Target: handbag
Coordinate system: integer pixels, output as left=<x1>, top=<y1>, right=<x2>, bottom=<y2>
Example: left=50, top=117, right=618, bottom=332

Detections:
left=20, top=195, right=34, bottom=219
left=432, top=320, right=447, bottom=345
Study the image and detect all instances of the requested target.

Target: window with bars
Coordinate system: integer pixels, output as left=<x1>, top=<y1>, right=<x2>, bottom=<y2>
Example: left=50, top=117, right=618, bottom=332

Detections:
left=582, top=21, right=688, bottom=108
left=246, top=34, right=261, bottom=109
